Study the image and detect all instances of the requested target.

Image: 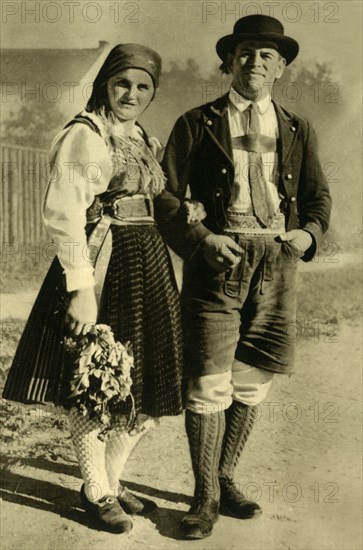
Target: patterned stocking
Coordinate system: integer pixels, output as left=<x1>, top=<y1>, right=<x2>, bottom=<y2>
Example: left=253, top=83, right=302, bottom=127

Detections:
left=105, top=427, right=147, bottom=494
left=68, top=408, right=111, bottom=502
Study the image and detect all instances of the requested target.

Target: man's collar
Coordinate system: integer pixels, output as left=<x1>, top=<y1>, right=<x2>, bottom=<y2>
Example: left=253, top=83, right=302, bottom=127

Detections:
left=228, top=87, right=272, bottom=114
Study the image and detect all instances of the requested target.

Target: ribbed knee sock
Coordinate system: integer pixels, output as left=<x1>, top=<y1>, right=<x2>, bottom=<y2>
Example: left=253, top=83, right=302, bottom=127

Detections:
left=219, top=401, right=258, bottom=482
left=185, top=409, right=225, bottom=501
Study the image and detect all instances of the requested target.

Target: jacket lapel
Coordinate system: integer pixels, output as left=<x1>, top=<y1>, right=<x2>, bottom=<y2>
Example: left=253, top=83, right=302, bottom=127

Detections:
left=202, top=96, right=299, bottom=170
left=203, top=94, right=234, bottom=166
left=273, top=101, right=299, bottom=168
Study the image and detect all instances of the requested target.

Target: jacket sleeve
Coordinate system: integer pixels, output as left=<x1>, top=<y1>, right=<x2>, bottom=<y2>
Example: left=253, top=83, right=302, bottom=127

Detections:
left=299, top=121, right=332, bottom=262
left=154, top=114, right=211, bottom=260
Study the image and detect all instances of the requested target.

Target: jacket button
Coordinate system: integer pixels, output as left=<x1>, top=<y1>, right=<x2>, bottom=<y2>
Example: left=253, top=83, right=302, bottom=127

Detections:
left=221, top=168, right=227, bottom=174
left=290, top=196, right=296, bottom=202
left=206, top=120, right=212, bottom=126
left=291, top=126, right=296, bottom=132
left=286, top=173, right=293, bottom=180
left=215, top=191, right=221, bottom=197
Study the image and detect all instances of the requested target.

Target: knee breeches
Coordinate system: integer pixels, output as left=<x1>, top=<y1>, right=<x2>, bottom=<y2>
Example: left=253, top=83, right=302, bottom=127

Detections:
left=182, top=236, right=298, bottom=413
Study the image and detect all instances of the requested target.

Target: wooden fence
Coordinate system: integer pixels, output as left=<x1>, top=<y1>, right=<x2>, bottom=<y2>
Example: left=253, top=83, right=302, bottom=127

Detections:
left=1, top=143, right=50, bottom=244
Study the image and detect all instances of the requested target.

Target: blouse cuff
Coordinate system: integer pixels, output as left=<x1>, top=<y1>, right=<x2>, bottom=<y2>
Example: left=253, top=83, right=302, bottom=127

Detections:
left=65, top=266, right=95, bottom=292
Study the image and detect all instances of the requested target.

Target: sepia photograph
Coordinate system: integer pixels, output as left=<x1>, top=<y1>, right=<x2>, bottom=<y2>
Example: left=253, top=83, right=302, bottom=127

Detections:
left=0, top=1, right=362, bottom=549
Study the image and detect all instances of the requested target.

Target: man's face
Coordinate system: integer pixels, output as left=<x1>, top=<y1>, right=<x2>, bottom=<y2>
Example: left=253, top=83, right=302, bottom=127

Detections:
left=230, top=41, right=286, bottom=100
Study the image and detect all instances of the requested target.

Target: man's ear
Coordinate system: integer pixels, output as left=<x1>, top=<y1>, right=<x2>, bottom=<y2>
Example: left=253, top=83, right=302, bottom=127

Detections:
left=226, top=53, right=235, bottom=74
left=220, top=53, right=234, bottom=75
left=276, top=56, right=286, bottom=79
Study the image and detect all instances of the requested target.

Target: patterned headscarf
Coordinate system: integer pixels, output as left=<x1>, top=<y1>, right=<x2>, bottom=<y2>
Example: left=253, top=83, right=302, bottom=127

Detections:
left=87, top=43, right=162, bottom=112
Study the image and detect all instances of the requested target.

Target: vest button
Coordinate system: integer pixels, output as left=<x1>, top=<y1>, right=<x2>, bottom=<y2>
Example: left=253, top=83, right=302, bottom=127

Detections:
left=291, top=126, right=296, bottom=132
left=290, top=196, right=296, bottom=202
left=215, top=191, right=221, bottom=197
left=221, top=168, right=227, bottom=174
left=206, top=120, right=212, bottom=126
left=286, top=173, right=293, bottom=180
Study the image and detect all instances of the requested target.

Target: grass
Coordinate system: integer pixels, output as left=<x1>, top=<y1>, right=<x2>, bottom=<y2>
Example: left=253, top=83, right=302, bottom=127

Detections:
left=0, top=322, right=72, bottom=459
left=297, top=263, right=362, bottom=328
left=1, top=257, right=51, bottom=294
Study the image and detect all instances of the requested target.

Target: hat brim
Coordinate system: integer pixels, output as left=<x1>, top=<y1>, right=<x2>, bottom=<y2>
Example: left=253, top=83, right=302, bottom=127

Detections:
left=216, top=33, right=299, bottom=65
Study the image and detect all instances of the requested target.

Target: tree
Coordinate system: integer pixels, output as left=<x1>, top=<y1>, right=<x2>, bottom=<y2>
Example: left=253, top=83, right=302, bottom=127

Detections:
left=2, top=99, right=67, bottom=150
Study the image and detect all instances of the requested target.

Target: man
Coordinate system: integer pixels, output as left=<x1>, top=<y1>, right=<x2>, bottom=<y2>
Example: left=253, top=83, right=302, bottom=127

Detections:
left=155, top=15, right=331, bottom=539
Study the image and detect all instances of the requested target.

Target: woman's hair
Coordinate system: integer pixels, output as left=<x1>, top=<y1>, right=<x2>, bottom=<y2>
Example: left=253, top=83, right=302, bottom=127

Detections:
left=86, top=81, right=110, bottom=113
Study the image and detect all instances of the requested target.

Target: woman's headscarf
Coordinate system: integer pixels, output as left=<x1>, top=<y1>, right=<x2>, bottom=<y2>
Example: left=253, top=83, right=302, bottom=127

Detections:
left=87, top=43, right=162, bottom=112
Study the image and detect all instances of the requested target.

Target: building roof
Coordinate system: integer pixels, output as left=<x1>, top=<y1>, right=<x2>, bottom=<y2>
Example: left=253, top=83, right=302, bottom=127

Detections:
left=0, top=41, right=108, bottom=86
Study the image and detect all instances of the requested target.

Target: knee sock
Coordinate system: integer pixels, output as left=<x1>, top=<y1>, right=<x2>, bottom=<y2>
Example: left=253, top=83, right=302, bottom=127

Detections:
left=68, top=408, right=111, bottom=502
left=105, top=428, right=147, bottom=495
left=185, top=409, right=225, bottom=501
left=219, top=401, right=258, bottom=483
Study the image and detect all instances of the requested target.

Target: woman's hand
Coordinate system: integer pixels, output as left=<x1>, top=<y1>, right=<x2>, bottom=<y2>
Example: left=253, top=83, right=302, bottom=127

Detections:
left=66, top=287, right=98, bottom=336
left=179, top=200, right=207, bottom=225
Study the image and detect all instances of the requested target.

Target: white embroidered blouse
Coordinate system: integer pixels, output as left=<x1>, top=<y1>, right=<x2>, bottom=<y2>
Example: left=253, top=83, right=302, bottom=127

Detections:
left=43, top=110, right=164, bottom=292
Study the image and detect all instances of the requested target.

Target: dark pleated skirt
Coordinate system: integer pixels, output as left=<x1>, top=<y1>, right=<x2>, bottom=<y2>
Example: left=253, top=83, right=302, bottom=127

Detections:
left=2, top=225, right=183, bottom=417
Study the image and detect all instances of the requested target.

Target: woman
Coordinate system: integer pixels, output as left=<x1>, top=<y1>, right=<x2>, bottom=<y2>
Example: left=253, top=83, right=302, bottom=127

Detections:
left=3, top=44, right=183, bottom=534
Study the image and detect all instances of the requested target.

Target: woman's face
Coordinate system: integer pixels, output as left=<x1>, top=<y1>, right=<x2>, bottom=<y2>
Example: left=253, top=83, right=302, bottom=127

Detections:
left=107, top=68, right=154, bottom=122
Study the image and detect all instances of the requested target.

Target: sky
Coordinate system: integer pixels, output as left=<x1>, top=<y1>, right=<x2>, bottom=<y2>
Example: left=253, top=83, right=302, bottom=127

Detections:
left=1, top=0, right=362, bottom=83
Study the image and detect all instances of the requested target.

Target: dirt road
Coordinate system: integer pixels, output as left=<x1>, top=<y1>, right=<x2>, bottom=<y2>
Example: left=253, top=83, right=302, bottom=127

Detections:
left=1, top=277, right=362, bottom=550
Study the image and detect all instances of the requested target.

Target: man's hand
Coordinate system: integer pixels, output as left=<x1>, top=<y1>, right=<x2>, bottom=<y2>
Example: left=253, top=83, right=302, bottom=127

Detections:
left=279, top=229, right=313, bottom=256
left=66, top=287, right=98, bottom=336
left=202, top=234, right=243, bottom=272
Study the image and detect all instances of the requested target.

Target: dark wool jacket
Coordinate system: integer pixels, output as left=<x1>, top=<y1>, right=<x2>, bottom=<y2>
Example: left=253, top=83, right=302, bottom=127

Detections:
left=154, top=93, right=332, bottom=262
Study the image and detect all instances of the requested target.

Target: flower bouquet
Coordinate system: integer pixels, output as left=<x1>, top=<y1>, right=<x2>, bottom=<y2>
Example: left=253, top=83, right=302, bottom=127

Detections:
left=64, top=324, right=135, bottom=440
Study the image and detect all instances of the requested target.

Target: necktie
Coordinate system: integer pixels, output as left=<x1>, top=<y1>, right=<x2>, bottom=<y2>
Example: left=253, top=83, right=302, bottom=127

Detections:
left=240, top=103, right=277, bottom=227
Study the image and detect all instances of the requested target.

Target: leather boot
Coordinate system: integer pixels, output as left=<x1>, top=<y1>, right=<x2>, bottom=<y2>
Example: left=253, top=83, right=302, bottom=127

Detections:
left=181, top=409, right=225, bottom=539
left=219, top=401, right=262, bottom=519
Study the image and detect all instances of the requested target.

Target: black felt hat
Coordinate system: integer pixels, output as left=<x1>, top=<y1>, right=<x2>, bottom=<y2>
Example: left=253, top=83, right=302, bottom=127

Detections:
left=216, top=15, right=299, bottom=65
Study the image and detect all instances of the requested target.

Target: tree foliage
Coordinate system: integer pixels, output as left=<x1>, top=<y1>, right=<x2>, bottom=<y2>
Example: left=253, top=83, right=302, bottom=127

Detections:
left=2, top=99, right=66, bottom=150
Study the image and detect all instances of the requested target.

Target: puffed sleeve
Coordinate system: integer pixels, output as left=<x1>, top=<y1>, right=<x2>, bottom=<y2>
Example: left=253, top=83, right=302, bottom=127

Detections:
left=43, top=123, right=112, bottom=291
